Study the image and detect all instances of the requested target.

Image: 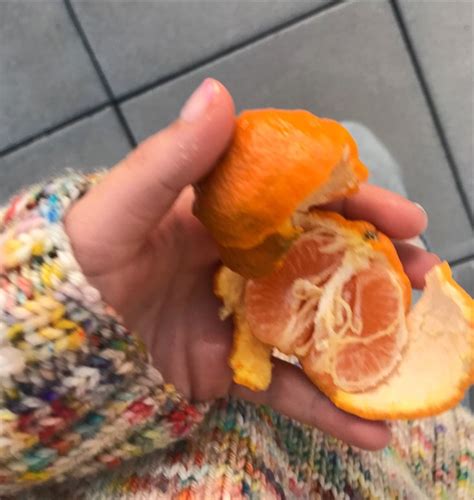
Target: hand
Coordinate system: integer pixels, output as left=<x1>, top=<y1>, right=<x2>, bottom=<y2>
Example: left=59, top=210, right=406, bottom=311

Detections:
left=65, top=79, right=439, bottom=451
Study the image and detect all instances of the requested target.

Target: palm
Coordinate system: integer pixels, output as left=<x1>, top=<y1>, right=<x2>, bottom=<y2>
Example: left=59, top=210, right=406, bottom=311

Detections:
left=68, top=189, right=233, bottom=401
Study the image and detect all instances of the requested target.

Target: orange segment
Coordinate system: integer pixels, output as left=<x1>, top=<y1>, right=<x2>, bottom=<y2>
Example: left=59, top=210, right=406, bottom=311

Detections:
left=343, top=266, right=402, bottom=338
left=244, top=228, right=345, bottom=354
left=329, top=265, right=405, bottom=390
left=333, top=335, right=399, bottom=388
left=302, top=261, right=406, bottom=393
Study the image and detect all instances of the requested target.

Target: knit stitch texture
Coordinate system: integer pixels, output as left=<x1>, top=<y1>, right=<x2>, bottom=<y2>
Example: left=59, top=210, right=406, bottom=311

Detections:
left=24, top=401, right=474, bottom=499
left=0, top=174, right=473, bottom=499
left=0, top=174, right=207, bottom=496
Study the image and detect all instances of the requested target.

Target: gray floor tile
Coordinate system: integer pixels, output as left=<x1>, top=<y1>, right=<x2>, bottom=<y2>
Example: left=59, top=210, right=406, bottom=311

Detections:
left=399, top=0, right=473, bottom=214
left=0, top=109, right=130, bottom=203
left=463, top=387, right=473, bottom=412
left=343, top=121, right=409, bottom=197
left=0, top=1, right=108, bottom=152
left=121, top=0, right=471, bottom=258
left=452, top=258, right=474, bottom=297
left=444, top=237, right=474, bottom=264
left=452, top=256, right=472, bottom=412
left=72, top=0, right=325, bottom=96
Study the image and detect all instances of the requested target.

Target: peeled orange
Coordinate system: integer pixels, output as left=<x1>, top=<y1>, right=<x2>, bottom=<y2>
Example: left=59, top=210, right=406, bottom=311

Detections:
left=198, top=109, right=474, bottom=420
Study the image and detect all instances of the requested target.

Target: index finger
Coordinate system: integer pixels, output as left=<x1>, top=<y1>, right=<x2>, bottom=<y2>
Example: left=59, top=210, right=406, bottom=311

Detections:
left=322, top=184, right=428, bottom=240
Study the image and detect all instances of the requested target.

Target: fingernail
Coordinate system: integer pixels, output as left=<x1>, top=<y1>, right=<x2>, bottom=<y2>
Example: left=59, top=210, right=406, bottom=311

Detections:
left=414, top=202, right=427, bottom=218
left=180, top=78, right=219, bottom=123
left=414, top=202, right=428, bottom=232
left=406, top=236, right=426, bottom=249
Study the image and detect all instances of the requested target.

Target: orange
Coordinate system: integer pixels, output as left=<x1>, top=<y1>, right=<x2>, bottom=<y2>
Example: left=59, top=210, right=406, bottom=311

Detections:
left=206, top=108, right=473, bottom=420
left=194, top=109, right=368, bottom=277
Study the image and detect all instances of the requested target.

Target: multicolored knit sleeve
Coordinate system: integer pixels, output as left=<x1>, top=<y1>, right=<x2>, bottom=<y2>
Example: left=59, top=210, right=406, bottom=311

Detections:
left=0, top=173, right=209, bottom=496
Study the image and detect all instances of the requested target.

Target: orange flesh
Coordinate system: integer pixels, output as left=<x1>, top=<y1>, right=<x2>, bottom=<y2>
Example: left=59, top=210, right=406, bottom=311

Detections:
left=343, top=267, right=400, bottom=338
left=327, top=265, right=403, bottom=390
left=334, top=336, right=398, bottom=386
left=244, top=230, right=345, bottom=352
left=244, top=229, right=405, bottom=392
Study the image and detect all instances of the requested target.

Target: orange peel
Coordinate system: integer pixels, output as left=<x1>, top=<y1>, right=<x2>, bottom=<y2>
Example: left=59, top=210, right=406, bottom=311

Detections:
left=198, top=108, right=473, bottom=420
left=194, top=109, right=368, bottom=277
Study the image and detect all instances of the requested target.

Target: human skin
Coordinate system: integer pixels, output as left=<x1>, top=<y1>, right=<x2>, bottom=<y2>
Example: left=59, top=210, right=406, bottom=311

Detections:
left=65, top=79, right=439, bottom=451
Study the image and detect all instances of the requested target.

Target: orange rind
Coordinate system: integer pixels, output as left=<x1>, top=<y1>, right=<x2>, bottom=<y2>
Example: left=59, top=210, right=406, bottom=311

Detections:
left=194, top=109, right=368, bottom=277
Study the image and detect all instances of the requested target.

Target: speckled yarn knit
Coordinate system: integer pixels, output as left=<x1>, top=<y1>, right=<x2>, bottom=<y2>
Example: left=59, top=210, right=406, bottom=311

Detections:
left=1, top=174, right=473, bottom=499
left=0, top=174, right=207, bottom=497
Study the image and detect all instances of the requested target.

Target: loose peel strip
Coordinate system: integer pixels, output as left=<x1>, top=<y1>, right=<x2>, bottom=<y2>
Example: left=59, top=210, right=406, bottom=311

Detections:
left=215, top=267, right=272, bottom=391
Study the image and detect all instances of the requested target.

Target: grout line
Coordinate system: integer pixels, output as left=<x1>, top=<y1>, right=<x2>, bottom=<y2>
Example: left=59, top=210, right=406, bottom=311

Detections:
left=390, top=0, right=474, bottom=228
left=116, top=0, right=346, bottom=104
left=0, top=0, right=344, bottom=158
left=0, top=103, right=111, bottom=158
left=449, top=253, right=474, bottom=268
left=63, top=0, right=137, bottom=148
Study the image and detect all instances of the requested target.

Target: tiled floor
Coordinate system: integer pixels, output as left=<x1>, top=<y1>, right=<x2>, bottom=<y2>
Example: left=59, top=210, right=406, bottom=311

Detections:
left=0, top=1, right=472, bottom=406
left=0, top=2, right=108, bottom=150
left=400, top=0, right=473, bottom=215
left=120, top=0, right=471, bottom=258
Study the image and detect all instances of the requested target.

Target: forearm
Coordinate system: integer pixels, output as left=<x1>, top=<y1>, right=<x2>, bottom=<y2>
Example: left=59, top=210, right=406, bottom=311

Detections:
left=0, top=173, right=207, bottom=495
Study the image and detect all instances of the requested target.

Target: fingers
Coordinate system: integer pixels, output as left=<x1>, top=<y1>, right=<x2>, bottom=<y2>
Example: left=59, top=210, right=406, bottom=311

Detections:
left=231, top=359, right=391, bottom=451
left=324, top=184, right=428, bottom=240
left=394, top=241, right=441, bottom=289
left=66, top=79, right=235, bottom=266
left=322, top=184, right=439, bottom=288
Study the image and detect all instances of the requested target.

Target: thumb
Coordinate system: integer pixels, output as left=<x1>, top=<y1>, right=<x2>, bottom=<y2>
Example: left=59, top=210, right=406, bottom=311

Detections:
left=66, top=78, right=235, bottom=265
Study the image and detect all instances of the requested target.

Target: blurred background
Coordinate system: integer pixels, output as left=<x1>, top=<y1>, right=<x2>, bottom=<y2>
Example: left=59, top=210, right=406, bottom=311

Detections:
left=0, top=1, right=472, bottom=407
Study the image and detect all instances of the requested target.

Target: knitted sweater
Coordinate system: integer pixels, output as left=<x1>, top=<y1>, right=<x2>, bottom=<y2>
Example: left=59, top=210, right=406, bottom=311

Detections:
left=0, top=174, right=472, bottom=499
